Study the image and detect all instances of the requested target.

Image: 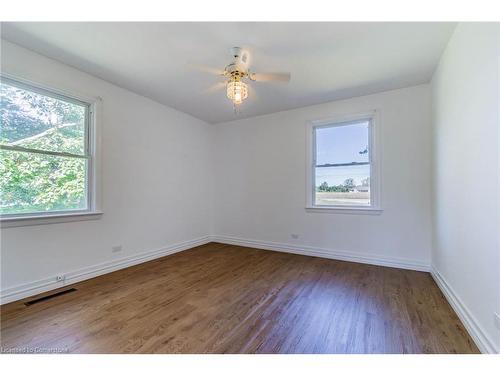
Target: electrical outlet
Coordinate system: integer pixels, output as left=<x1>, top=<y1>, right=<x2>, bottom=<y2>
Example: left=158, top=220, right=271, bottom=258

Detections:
left=112, top=245, right=122, bottom=253
left=494, top=312, right=500, bottom=331
left=56, top=275, right=65, bottom=282
left=291, top=234, right=299, bottom=239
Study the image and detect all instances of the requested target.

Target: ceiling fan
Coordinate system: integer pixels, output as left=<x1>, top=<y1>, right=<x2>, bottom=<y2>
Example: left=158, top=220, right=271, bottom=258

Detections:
left=190, top=47, right=291, bottom=107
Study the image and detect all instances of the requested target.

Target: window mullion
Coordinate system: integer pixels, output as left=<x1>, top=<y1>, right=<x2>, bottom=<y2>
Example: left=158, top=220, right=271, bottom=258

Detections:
left=316, top=161, right=370, bottom=168
left=0, top=144, right=89, bottom=159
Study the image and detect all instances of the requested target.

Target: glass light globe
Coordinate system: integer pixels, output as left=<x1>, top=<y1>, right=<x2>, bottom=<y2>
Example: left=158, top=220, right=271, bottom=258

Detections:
left=227, top=79, right=248, bottom=105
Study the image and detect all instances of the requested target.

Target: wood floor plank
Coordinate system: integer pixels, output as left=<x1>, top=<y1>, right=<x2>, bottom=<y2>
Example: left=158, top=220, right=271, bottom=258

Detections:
left=0, top=242, right=479, bottom=354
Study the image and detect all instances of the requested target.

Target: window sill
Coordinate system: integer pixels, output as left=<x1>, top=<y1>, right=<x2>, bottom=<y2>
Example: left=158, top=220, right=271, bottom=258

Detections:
left=0, top=211, right=103, bottom=228
left=305, top=206, right=383, bottom=215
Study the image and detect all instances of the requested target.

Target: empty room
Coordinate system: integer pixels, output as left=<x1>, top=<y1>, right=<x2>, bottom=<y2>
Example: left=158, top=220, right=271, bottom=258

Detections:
left=1, top=2, right=499, bottom=369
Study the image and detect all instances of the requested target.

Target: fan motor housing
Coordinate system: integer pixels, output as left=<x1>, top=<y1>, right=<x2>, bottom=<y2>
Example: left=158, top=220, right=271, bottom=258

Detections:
left=224, top=63, right=248, bottom=79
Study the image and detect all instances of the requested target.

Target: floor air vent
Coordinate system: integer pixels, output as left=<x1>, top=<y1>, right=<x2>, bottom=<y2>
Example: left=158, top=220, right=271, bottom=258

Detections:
left=24, top=288, right=77, bottom=306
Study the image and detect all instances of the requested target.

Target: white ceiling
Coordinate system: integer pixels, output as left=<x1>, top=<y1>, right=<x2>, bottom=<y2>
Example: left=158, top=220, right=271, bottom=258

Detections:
left=1, top=22, right=455, bottom=124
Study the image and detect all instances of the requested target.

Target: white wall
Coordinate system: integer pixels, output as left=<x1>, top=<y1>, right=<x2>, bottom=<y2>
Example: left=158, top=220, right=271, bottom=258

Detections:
left=213, top=85, right=433, bottom=269
left=2, top=28, right=497, bottom=354
left=431, top=23, right=500, bottom=353
left=0, top=41, right=213, bottom=297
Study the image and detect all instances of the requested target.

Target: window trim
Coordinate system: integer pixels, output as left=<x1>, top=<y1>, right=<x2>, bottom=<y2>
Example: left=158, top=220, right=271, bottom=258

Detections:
left=0, top=73, right=103, bottom=227
left=305, top=110, right=382, bottom=214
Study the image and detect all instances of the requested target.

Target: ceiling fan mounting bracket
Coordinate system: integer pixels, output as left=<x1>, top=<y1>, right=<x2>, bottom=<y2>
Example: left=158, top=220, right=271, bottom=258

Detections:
left=230, top=47, right=248, bottom=63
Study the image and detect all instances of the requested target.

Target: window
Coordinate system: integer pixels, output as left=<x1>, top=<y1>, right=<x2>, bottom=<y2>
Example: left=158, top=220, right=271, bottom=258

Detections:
left=0, top=76, right=99, bottom=222
left=306, top=112, right=380, bottom=212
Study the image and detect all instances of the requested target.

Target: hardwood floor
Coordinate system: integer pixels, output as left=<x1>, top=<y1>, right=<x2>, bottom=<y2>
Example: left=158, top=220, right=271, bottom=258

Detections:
left=0, top=243, right=479, bottom=354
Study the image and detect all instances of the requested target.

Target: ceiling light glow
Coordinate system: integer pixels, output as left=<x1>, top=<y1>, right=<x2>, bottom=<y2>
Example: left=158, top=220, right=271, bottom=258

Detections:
left=226, top=77, right=248, bottom=105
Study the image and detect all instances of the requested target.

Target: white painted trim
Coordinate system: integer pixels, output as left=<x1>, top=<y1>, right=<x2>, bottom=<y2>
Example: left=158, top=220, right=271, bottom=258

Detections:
left=0, top=236, right=211, bottom=305
left=212, top=235, right=429, bottom=272
left=0, top=211, right=103, bottom=228
left=305, top=207, right=383, bottom=215
left=0, top=72, right=100, bottom=104
left=431, top=266, right=498, bottom=354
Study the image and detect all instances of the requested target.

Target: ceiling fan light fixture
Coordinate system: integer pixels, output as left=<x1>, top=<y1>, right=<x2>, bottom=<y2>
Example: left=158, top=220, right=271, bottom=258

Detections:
left=226, top=76, right=248, bottom=105
left=191, top=47, right=290, bottom=109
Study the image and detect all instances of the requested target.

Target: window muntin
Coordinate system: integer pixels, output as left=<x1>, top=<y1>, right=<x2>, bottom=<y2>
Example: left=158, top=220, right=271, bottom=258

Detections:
left=313, top=119, right=372, bottom=207
left=0, top=77, right=91, bottom=216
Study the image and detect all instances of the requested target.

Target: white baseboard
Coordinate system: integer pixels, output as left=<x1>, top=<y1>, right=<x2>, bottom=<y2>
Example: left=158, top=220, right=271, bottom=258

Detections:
left=431, top=266, right=498, bottom=354
left=211, top=235, right=430, bottom=272
left=0, top=236, right=211, bottom=305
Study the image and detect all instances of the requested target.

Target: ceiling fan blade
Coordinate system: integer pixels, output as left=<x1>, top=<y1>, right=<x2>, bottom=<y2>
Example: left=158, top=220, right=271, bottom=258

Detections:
left=247, top=84, right=258, bottom=101
left=187, top=63, right=225, bottom=76
left=203, top=81, right=227, bottom=93
left=249, top=72, right=291, bottom=82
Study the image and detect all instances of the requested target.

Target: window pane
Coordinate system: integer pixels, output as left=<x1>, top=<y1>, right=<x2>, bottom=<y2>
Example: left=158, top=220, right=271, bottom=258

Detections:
left=314, top=120, right=371, bottom=207
left=315, top=121, right=369, bottom=165
left=0, top=150, right=87, bottom=215
left=315, top=164, right=370, bottom=206
left=0, top=80, right=86, bottom=155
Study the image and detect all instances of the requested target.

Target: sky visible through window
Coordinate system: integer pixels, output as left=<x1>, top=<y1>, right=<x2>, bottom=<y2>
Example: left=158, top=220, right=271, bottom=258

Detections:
left=315, top=121, right=369, bottom=187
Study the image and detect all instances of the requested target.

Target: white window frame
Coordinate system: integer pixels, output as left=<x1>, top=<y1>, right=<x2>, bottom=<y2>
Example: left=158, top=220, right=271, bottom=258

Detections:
left=0, top=74, right=102, bottom=227
left=305, top=110, right=382, bottom=214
